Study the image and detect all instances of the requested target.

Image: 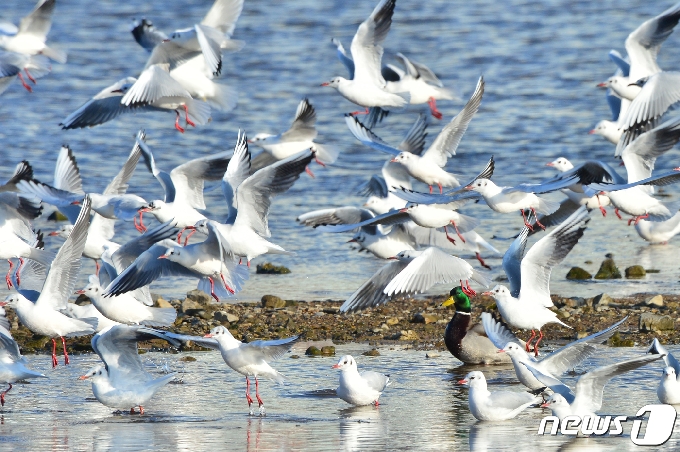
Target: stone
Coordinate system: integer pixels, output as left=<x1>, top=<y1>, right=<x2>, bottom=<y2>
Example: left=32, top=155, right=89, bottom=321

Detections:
left=186, top=289, right=212, bottom=305
left=256, top=263, right=291, bottom=274
left=608, top=332, right=634, bottom=347
left=305, top=346, right=322, bottom=356
left=386, top=317, right=400, bottom=326
left=321, top=346, right=336, bottom=356
left=639, top=312, right=674, bottom=332
left=398, top=330, right=420, bottom=341
left=180, top=298, right=202, bottom=314
left=566, top=267, right=592, bottom=280
left=290, top=355, right=300, bottom=359
left=47, top=210, right=68, bottom=221
left=560, top=298, right=585, bottom=308
left=410, top=312, right=439, bottom=324
left=646, top=295, right=664, bottom=307
left=594, top=257, right=622, bottom=279
left=180, top=356, right=197, bottom=362
left=426, top=352, right=440, bottom=358
left=196, top=310, right=213, bottom=320
left=625, top=265, right=646, bottom=279
left=323, top=307, right=339, bottom=314
left=261, top=295, right=286, bottom=309
left=362, top=348, right=380, bottom=356
left=214, top=311, right=240, bottom=323
left=155, top=297, right=174, bottom=309
left=592, top=293, right=613, bottom=306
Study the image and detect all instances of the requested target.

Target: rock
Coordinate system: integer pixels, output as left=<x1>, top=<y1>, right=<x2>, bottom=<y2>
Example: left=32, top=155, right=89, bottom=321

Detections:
left=261, top=295, right=286, bottom=309
left=323, top=307, right=339, bottom=314
left=214, top=311, right=240, bottom=323
left=196, top=310, right=213, bottom=320
left=386, top=317, right=400, bottom=326
left=321, top=346, right=336, bottom=356
left=566, top=267, right=592, bottom=280
left=398, top=330, right=420, bottom=341
left=608, top=332, right=634, bottom=347
left=180, top=356, right=197, bottom=362
left=639, top=312, right=674, bottom=332
left=256, top=263, right=291, bottom=274
left=290, top=355, right=300, bottom=359
left=594, top=257, right=622, bottom=279
left=186, top=289, right=212, bottom=305
left=592, top=293, right=613, bottom=306
left=560, top=297, right=585, bottom=308
left=625, top=265, right=646, bottom=279
left=47, top=210, right=68, bottom=221
left=362, top=348, right=380, bottom=356
left=410, top=312, right=439, bottom=324
left=305, top=346, right=322, bottom=356
left=426, top=352, right=440, bottom=358
left=646, top=269, right=661, bottom=274
left=155, top=297, right=174, bottom=309
left=575, top=331, right=589, bottom=340
left=646, top=295, right=664, bottom=307
left=180, top=298, right=202, bottom=314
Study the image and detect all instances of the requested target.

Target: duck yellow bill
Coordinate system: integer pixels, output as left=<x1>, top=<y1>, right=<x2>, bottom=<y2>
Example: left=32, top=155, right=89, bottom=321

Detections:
left=441, top=296, right=455, bottom=307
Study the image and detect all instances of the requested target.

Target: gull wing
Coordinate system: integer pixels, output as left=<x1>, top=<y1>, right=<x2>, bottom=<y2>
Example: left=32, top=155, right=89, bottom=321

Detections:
left=345, top=114, right=401, bottom=156
left=350, top=0, right=395, bottom=85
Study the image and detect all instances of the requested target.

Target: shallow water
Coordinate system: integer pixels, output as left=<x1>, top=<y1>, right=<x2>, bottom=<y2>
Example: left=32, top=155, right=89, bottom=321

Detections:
left=2, top=0, right=680, bottom=305
left=0, top=344, right=678, bottom=451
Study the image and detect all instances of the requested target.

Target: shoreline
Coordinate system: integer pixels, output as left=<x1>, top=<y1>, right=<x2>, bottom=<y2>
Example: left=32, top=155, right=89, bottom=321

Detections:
left=4, top=290, right=679, bottom=356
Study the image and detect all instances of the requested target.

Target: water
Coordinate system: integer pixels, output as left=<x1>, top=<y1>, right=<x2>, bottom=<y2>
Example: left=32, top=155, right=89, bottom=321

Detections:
left=0, top=344, right=678, bottom=451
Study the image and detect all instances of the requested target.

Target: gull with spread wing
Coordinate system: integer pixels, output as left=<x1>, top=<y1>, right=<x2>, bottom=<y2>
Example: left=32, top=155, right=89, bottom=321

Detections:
left=0, top=330, right=45, bottom=406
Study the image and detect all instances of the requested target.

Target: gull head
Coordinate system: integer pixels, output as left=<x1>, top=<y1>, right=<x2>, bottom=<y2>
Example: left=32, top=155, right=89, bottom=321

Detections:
left=204, top=325, right=236, bottom=341
left=49, top=225, right=72, bottom=239
left=498, top=342, right=525, bottom=357
left=546, top=157, right=573, bottom=172
left=390, top=152, right=412, bottom=165
left=596, top=76, right=625, bottom=89
left=394, top=250, right=420, bottom=261
left=458, top=370, right=486, bottom=388
left=76, top=275, right=103, bottom=298
left=320, top=77, right=343, bottom=89
left=1, top=294, right=20, bottom=308
left=193, top=219, right=210, bottom=235
left=158, top=247, right=180, bottom=261
left=482, top=285, right=511, bottom=300
left=541, top=393, right=569, bottom=411
left=248, top=133, right=273, bottom=145
left=142, top=200, right=165, bottom=214
left=348, top=231, right=364, bottom=244
left=79, top=365, right=106, bottom=382
left=663, top=367, right=676, bottom=380
left=465, top=178, right=494, bottom=194
left=441, top=286, right=471, bottom=312
left=332, top=354, right=357, bottom=371
left=363, top=196, right=389, bottom=214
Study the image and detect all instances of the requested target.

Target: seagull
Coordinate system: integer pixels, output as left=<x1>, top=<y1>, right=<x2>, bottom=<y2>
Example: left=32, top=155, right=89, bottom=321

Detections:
left=457, top=371, right=540, bottom=421
left=634, top=212, right=680, bottom=244
left=484, top=206, right=590, bottom=355
left=347, top=76, right=484, bottom=193
left=619, top=116, right=680, bottom=182
left=382, top=52, right=459, bottom=119
left=340, top=247, right=490, bottom=313
left=0, top=50, right=51, bottom=94
left=79, top=325, right=180, bottom=414
left=648, top=338, right=680, bottom=404
left=441, top=287, right=518, bottom=365
left=333, top=355, right=390, bottom=406
left=166, top=326, right=298, bottom=415
left=524, top=354, right=664, bottom=419
left=181, top=132, right=313, bottom=266
left=76, top=274, right=176, bottom=327
left=0, top=330, right=45, bottom=406
left=0, top=0, right=67, bottom=65
left=590, top=51, right=630, bottom=145
left=321, top=0, right=409, bottom=114
left=137, top=137, right=232, bottom=231
left=18, top=132, right=148, bottom=228
left=248, top=98, right=338, bottom=171
left=488, top=315, right=627, bottom=390
left=65, top=301, right=120, bottom=333
left=1, top=197, right=97, bottom=368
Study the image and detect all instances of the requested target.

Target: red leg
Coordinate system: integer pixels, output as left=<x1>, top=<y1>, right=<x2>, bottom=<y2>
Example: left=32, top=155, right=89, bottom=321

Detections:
left=17, top=73, right=32, bottom=92
left=0, top=383, right=12, bottom=406
left=183, top=229, right=196, bottom=246
left=530, top=208, right=546, bottom=230
left=245, top=376, right=253, bottom=406
left=255, top=377, right=264, bottom=407
left=95, top=260, right=100, bottom=276
left=429, top=185, right=433, bottom=194
left=25, top=69, right=36, bottom=84
left=596, top=195, right=606, bottom=217
left=305, top=166, right=315, bottom=178
left=139, top=406, right=144, bottom=415
left=133, top=214, right=147, bottom=233
left=438, top=183, right=443, bottom=194
left=615, top=208, right=622, bottom=220
left=520, top=210, right=534, bottom=231
left=247, top=260, right=251, bottom=268
left=634, top=213, right=649, bottom=226
left=51, top=338, right=58, bottom=368
left=450, top=221, right=466, bottom=243
left=463, top=280, right=476, bottom=296
left=374, top=399, right=380, bottom=407
left=533, top=330, right=544, bottom=357
left=16, top=258, right=24, bottom=286
left=183, top=104, right=196, bottom=127
left=349, top=108, right=369, bottom=116
left=524, top=330, right=536, bottom=352
left=5, top=260, right=13, bottom=290
left=475, top=252, right=491, bottom=270
left=428, top=97, right=443, bottom=120
left=208, top=277, right=219, bottom=302
left=443, top=226, right=456, bottom=245
left=220, top=273, right=235, bottom=294
left=61, top=336, right=70, bottom=365
left=174, top=111, right=185, bottom=133
left=314, top=156, right=326, bottom=167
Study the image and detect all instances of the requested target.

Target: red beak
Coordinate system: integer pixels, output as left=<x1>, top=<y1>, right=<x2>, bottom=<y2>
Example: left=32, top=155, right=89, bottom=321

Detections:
left=78, top=375, right=88, bottom=380
left=0, top=302, right=7, bottom=307
left=540, top=402, right=549, bottom=408
left=497, top=349, right=506, bottom=353
left=481, top=291, right=493, bottom=296
left=390, top=158, right=398, bottom=163
left=464, top=185, right=474, bottom=190
left=158, top=254, right=168, bottom=259
left=588, top=129, right=596, bottom=134
left=75, top=290, right=85, bottom=295
left=48, top=231, right=60, bottom=236
left=347, top=238, right=358, bottom=243
left=320, top=82, right=330, bottom=87
left=545, top=162, right=554, bottom=167
left=596, top=82, right=607, bottom=88
left=674, top=167, right=680, bottom=171
left=204, top=333, right=213, bottom=338
left=331, top=364, right=340, bottom=369
left=71, top=201, right=81, bottom=205
left=457, top=379, right=468, bottom=384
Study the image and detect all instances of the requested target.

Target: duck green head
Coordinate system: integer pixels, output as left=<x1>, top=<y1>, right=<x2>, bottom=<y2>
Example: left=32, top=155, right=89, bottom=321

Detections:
left=441, top=286, right=471, bottom=312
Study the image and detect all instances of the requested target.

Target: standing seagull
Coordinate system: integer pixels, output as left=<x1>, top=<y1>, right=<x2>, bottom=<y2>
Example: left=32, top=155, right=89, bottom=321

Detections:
left=321, top=0, right=409, bottom=114
left=648, top=338, right=680, bottom=404
left=79, top=325, right=179, bottom=414
left=167, top=326, right=298, bottom=415
left=458, top=371, right=540, bottom=421
left=0, top=330, right=45, bottom=406
left=333, top=355, right=390, bottom=406
left=1, top=197, right=97, bottom=367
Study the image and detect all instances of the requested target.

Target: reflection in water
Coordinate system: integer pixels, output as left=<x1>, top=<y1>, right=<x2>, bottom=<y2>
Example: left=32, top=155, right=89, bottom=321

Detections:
left=339, top=406, right=383, bottom=451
